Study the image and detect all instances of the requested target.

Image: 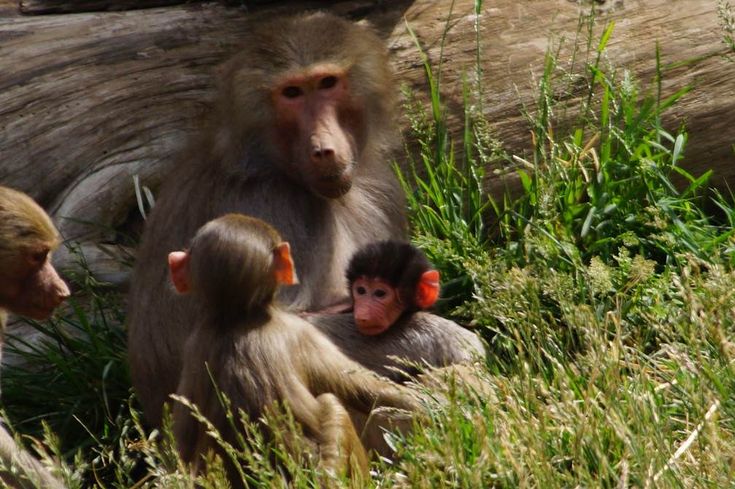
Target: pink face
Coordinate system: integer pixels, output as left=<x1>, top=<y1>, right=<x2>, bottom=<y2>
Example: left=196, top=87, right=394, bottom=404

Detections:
left=272, top=65, right=360, bottom=199
left=351, top=277, right=404, bottom=336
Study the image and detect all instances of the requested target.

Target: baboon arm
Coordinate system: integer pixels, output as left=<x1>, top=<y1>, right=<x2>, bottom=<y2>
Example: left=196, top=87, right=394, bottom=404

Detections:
left=281, top=381, right=322, bottom=437
left=0, top=424, right=65, bottom=489
left=314, top=393, right=369, bottom=479
left=300, top=330, right=420, bottom=414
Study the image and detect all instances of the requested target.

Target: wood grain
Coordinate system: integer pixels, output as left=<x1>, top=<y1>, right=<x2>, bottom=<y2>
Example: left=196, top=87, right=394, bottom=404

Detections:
left=0, top=0, right=731, bottom=279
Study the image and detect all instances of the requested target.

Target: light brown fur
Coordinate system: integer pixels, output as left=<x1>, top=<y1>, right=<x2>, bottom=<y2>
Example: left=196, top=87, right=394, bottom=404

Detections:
left=0, top=185, right=68, bottom=489
left=128, top=12, right=483, bottom=432
left=171, top=215, right=418, bottom=486
left=128, top=12, right=406, bottom=427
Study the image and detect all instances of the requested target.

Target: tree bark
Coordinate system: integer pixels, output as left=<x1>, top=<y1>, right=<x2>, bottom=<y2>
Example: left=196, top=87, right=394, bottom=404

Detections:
left=19, top=0, right=182, bottom=15
left=0, top=0, right=731, bottom=280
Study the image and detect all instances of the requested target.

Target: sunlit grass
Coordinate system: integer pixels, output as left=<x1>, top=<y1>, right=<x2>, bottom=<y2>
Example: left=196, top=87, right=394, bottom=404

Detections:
left=2, top=6, right=735, bottom=488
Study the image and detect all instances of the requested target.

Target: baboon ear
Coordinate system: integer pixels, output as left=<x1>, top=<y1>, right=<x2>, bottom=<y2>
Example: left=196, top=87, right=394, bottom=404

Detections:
left=415, top=270, right=440, bottom=309
left=274, top=242, right=298, bottom=286
left=168, top=251, right=192, bottom=294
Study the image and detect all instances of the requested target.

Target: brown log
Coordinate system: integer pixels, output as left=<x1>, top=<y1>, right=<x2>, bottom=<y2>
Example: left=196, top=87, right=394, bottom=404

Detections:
left=399, top=0, right=735, bottom=197
left=0, top=0, right=732, bottom=280
left=19, top=0, right=184, bottom=15
left=17, top=0, right=344, bottom=16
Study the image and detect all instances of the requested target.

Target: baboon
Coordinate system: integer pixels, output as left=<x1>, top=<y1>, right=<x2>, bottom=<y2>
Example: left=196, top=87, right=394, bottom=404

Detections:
left=170, top=215, right=420, bottom=485
left=346, top=240, right=440, bottom=336
left=128, top=11, right=483, bottom=427
left=0, top=187, right=69, bottom=327
left=0, top=185, right=69, bottom=489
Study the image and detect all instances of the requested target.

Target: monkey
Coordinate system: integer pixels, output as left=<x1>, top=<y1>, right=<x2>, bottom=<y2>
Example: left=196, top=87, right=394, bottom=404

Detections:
left=311, top=315, right=485, bottom=383
left=0, top=185, right=69, bottom=489
left=346, top=240, right=440, bottom=336
left=309, top=242, right=484, bottom=383
left=127, top=11, right=483, bottom=428
left=169, top=214, right=420, bottom=485
left=334, top=240, right=486, bottom=456
left=0, top=187, right=70, bottom=329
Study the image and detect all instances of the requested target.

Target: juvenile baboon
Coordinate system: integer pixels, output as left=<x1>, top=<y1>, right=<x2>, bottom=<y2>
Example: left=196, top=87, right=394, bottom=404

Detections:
left=170, top=214, right=419, bottom=485
left=0, top=185, right=69, bottom=489
left=0, top=187, right=70, bottom=328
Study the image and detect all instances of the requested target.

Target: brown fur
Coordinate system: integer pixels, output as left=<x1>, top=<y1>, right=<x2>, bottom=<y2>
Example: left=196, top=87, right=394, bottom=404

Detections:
left=171, top=215, right=417, bottom=485
left=346, top=240, right=434, bottom=310
left=0, top=186, right=69, bottom=322
left=310, top=312, right=486, bottom=382
left=0, top=185, right=68, bottom=488
left=128, top=12, right=406, bottom=426
left=128, top=12, right=483, bottom=430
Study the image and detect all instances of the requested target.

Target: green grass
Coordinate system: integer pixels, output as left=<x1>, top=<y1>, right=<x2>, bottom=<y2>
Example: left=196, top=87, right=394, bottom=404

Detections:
left=393, top=10, right=735, bottom=489
left=3, top=6, right=735, bottom=488
left=719, top=0, right=735, bottom=53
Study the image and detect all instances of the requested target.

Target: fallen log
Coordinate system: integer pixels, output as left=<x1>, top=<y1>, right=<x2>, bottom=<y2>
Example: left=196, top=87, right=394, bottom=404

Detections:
left=0, top=0, right=731, bottom=282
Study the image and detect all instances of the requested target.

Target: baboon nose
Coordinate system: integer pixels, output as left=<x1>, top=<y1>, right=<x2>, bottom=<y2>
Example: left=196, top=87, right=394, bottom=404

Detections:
left=56, top=282, right=71, bottom=304
left=311, top=147, right=335, bottom=164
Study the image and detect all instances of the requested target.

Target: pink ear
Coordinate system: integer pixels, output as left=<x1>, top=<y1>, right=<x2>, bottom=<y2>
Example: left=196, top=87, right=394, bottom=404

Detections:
left=274, top=242, right=298, bottom=286
left=168, top=251, right=192, bottom=294
left=415, top=270, right=440, bottom=309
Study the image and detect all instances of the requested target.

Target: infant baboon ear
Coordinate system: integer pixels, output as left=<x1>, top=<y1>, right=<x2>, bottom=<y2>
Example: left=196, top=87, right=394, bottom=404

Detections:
left=415, top=270, right=440, bottom=309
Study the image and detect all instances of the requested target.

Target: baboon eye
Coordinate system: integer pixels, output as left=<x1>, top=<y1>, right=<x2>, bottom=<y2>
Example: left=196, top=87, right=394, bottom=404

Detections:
left=356, top=286, right=366, bottom=295
left=318, top=76, right=338, bottom=90
left=374, top=289, right=387, bottom=298
left=282, top=86, right=303, bottom=99
left=28, top=250, right=48, bottom=267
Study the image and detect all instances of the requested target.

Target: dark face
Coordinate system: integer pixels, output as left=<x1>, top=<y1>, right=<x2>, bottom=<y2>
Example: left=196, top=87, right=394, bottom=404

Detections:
left=0, top=246, right=70, bottom=320
left=272, top=65, right=364, bottom=199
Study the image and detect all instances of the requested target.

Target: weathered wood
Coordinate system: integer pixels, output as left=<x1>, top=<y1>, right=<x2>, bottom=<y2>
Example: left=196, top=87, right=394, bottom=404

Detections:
left=19, top=0, right=184, bottom=15
left=17, top=0, right=339, bottom=16
left=0, top=0, right=732, bottom=280
left=396, top=0, right=735, bottom=203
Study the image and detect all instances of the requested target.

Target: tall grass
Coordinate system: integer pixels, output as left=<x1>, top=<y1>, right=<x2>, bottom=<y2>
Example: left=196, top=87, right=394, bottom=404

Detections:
left=397, top=1, right=503, bottom=309
left=2, top=6, right=735, bottom=488
left=719, top=0, right=735, bottom=53
left=392, top=8, right=735, bottom=489
left=511, top=24, right=732, bottom=269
